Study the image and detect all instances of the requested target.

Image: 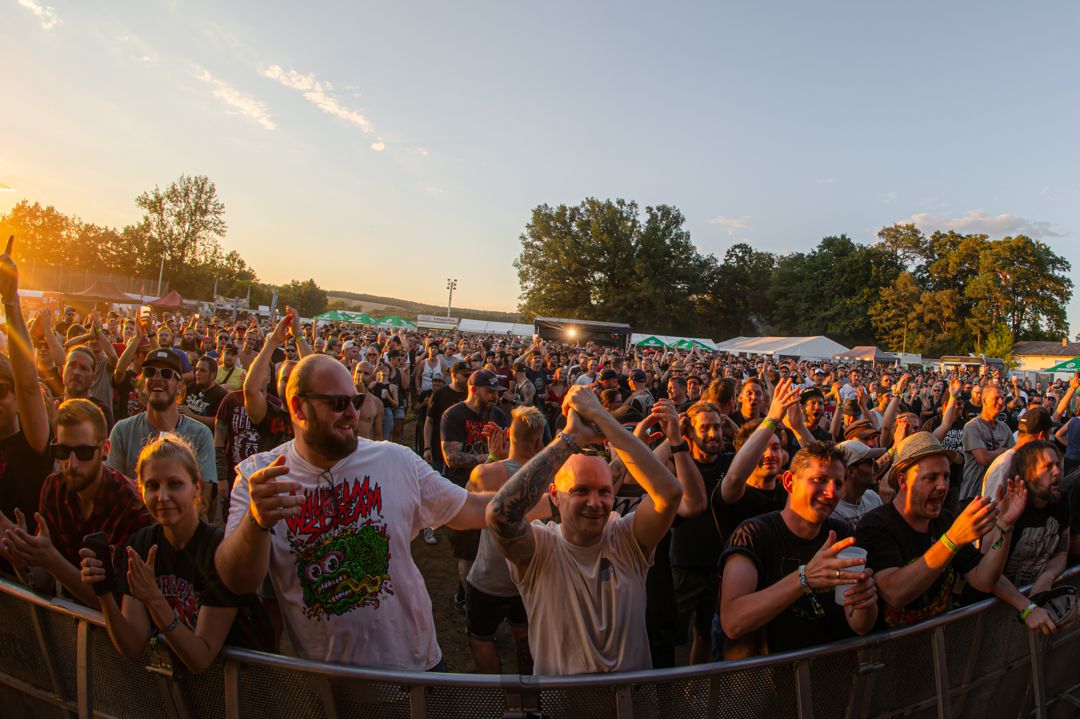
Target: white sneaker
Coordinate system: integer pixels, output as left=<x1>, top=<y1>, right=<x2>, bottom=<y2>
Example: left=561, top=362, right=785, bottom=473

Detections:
left=421, top=528, right=438, bottom=545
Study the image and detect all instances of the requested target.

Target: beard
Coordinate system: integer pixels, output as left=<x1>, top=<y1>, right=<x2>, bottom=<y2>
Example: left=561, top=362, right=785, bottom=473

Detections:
left=147, top=388, right=178, bottom=411
left=64, top=464, right=99, bottom=493
left=301, top=417, right=358, bottom=461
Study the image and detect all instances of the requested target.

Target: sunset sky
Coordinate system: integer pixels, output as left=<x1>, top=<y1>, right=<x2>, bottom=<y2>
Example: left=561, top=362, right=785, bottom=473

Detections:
left=3, top=1, right=1079, bottom=333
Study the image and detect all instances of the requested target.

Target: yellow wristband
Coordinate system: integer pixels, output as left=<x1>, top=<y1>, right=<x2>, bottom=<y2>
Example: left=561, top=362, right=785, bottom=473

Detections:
left=940, top=534, right=960, bottom=553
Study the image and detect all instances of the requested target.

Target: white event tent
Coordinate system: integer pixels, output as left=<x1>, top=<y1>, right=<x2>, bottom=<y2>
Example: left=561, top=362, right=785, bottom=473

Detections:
left=714, top=336, right=850, bottom=361
left=457, top=318, right=535, bottom=338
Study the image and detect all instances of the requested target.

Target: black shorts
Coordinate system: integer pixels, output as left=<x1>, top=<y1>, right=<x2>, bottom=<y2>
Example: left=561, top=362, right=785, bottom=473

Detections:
left=465, top=582, right=527, bottom=640
left=672, top=566, right=719, bottom=643
left=449, top=528, right=481, bottom=561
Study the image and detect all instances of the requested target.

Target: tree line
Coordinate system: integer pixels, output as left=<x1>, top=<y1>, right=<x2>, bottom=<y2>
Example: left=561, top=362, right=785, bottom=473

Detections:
left=0, top=175, right=329, bottom=317
left=515, top=198, right=1074, bottom=355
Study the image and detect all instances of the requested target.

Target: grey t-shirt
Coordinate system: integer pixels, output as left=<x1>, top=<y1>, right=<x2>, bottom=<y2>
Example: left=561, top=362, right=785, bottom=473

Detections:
left=107, top=413, right=217, bottom=484
left=960, top=417, right=1015, bottom=500
left=467, top=458, right=523, bottom=597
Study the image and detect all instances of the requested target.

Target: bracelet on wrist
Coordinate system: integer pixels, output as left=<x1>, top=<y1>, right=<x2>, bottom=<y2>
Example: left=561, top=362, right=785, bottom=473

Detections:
left=940, top=533, right=960, bottom=554
left=248, top=510, right=274, bottom=534
left=486, top=453, right=499, bottom=462
left=670, top=441, right=689, bottom=454
left=991, top=524, right=1012, bottom=551
left=159, top=610, right=181, bottom=635
left=760, top=417, right=779, bottom=432
left=797, top=565, right=825, bottom=617
left=1019, top=602, right=1038, bottom=621
left=557, top=431, right=581, bottom=453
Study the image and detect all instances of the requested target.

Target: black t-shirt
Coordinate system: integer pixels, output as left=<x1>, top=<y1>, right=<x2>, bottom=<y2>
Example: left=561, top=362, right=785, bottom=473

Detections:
left=0, top=429, right=53, bottom=574
left=670, top=453, right=734, bottom=569
left=427, top=386, right=466, bottom=464
left=117, top=522, right=250, bottom=636
left=710, top=479, right=788, bottom=547
left=184, top=383, right=227, bottom=419
left=440, top=402, right=508, bottom=486
left=255, top=401, right=292, bottom=453
left=719, top=511, right=853, bottom=654
left=1001, top=498, right=1069, bottom=587
left=855, top=502, right=982, bottom=629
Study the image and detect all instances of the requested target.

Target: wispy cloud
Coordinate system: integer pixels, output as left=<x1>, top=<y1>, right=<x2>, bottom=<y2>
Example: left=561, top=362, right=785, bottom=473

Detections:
left=370, top=140, right=385, bottom=152
left=413, top=147, right=429, bottom=157
left=0, top=183, right=14, bottom=192
left=709, top=215, right=750, bottom=235
left=194, top=68, right=276, bottom=130
left=906, top=209, right=1065, bottom=239
left=263, top=65, right=374, bottom=134
left=17, top=0, right=58, bottom=30
left=114, top=34, right=159, bottom=65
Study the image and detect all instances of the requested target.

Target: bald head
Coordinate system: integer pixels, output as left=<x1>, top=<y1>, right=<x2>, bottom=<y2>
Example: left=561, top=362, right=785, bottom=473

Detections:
left=553, top=454, right=612, bottom=492
left=286, top=354, right=351, bottom=405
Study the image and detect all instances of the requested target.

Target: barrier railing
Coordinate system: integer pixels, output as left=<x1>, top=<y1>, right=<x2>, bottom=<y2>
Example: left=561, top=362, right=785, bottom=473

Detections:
left=2, top=569, right=1080, bottom=718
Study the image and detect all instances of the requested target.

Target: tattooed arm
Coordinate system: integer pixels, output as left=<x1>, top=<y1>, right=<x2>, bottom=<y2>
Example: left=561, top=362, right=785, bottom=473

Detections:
left=441, top=441, right=489, bottom=472
left=485, top=437, right=575, bottom=570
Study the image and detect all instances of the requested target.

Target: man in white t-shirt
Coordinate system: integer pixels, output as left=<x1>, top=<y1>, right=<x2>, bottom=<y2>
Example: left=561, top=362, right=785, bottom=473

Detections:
left=214, top=354, right=492, bottom=671
left=832, top=440, right=884, bottom=532
left=981, top=407, right=1055, bottom=500
left=486, top=386, right=683, bottom=675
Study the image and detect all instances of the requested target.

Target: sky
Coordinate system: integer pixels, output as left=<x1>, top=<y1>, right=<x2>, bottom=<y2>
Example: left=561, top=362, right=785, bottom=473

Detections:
left=2, top=1, right=1079, bottom=333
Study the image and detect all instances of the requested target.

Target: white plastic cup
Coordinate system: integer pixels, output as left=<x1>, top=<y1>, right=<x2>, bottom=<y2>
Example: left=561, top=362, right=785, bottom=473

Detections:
left=834, top=546, right=868, bottom=605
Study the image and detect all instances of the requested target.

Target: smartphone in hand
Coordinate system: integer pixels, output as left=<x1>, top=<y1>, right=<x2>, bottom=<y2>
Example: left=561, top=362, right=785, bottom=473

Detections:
left=82, top=532, right=116, bottom=596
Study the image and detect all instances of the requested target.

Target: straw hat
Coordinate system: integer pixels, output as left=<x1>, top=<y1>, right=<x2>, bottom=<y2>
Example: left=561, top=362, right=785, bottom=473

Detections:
left=886, top=431, right=962, bottom=488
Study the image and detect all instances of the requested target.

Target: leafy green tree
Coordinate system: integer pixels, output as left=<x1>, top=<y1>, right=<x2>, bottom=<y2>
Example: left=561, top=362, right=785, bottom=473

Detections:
left=869, top=271, right=924, bottom=353
left=278, top=278, right=328, bottom=317
left=699, top=243, right=776, bottom=338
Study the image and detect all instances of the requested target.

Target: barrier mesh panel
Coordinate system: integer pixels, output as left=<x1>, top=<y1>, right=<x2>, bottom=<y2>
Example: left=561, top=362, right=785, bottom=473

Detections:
left=0, top=592, right=55, bottom=690
left=862, top=632, right=936, bottom=716
left=625, top=676, right=711, bottom=719
left=425, top=683, right=507, bottom=719
left=539, top=685, right=618, bottom=718
left=0, top=681, right=69, bottom=719
left=235, top=663, right=329, bottom=719
left=40, top=609, right=79, bottom=699
left=181, top=658, right=227, bottom=719
left=809, top=652, right=858, bottom=719
left=327, top=677, right=412, bottom=719
left=89, top=625, right=172, bottom=719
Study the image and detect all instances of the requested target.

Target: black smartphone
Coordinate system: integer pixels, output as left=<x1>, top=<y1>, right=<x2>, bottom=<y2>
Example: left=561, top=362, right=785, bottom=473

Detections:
left=82, top=532, right=115, bottom=596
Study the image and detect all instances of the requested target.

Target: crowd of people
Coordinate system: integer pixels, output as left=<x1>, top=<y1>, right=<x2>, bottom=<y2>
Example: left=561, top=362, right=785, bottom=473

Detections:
left=1, top=238, right=1079, bottom=679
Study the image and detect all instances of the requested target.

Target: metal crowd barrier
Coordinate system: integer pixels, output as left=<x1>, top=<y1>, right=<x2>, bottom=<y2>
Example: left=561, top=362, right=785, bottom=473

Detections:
left=2, top=569, right=1080, bottom=719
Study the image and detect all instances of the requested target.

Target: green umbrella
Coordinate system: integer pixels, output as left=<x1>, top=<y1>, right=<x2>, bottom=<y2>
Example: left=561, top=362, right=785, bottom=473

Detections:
left=635, top=335, right=667, bottom=348
left=1044, top=357, right=1080, bottom=373
left=343, top=311, right=375, bottom=325
left=674, top=339, right=695, bottom=350
left=315, top=310, right=350, bottom=321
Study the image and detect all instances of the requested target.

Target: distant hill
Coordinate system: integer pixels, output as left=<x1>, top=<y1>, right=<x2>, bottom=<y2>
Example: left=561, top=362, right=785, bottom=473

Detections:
left=326, top=290, right=522, bottom=323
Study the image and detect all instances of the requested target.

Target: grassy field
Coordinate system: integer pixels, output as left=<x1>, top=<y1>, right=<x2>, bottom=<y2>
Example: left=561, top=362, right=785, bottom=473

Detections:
left=326, top=290, right=522, bottom=324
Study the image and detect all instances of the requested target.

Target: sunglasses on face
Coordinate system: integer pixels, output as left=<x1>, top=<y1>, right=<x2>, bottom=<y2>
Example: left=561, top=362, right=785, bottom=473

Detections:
left=299, top=393, right=364, bottom=412
left=142, top=366, right=181, bottom=380
left=51, top=442, right=102, bottom=461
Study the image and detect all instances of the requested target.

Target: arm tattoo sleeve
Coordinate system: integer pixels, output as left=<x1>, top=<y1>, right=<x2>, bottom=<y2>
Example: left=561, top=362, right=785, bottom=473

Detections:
left=489, top=440, right=573, bottom=537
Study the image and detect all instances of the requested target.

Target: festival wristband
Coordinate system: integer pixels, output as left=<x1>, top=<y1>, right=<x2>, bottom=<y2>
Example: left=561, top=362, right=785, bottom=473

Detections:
left=991, top=524, right=1012, bottom=551
left=940, top=534, right=960, bottom=554
left=1019, top=602, right=1038, bottom=621
left=248, top=511, right=274, bottom=534
left=557, top=431, right=581, bottom=453
left=761, top=418, right=779, bottom=433
left=159, top=610, right=181, bottom=635
left=670, top=441, right=689, bottom=454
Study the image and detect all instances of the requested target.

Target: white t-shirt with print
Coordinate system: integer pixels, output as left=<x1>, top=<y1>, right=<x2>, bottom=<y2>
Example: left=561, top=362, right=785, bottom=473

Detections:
left=227, top=439, right=467, bottom=670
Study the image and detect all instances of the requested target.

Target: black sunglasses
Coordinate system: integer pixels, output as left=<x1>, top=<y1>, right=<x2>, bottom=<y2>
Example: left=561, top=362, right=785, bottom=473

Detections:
left=51, top=442, right=102, bottom=461
left=299, top=393, right=364, bottom=412
left=142, top=366, right=181, bottom=380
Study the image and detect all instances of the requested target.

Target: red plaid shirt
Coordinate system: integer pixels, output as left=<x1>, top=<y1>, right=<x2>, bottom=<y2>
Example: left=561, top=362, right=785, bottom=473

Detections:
left=38, top=466, right=153, bottom=570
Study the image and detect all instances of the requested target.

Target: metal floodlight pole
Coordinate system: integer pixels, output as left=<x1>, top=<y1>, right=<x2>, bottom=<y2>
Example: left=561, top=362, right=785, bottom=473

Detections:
left=446, top=278, right=457, bottom=318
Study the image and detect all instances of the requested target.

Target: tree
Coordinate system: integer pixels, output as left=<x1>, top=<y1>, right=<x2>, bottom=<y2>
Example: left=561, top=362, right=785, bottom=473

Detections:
left=869, top=271, right=924, bottom=353
left=514, top=199, right=709, bottom=332
left=981, top=324, right=1018, bottom=368
left=135, top=174, right=227, bottom=295
left=699, top=243, right=776, bottom=338
left=278, top=279, right=328, bottom=317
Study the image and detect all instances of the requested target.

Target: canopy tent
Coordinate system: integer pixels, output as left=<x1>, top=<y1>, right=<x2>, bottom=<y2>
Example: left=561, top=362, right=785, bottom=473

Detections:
left=373, top=315, right=416, bottom=329
left=148, top=290, right=183, bottom=309
left=316, top=310, right=375, bottom=324
left=65, top=281, right=141, bottom=305
left=534, top=317, right=632, bottom=347
left=632, top=335, right=669, bottom=348
left=833, top=346, right=900, bottom=364
left=458, top=319, right=535, bottom=337
left=1044, top=357, right=1080, bottom=373
left=674, top=338, right=717, bottom=351
left=714, top=335, right=850, bottom=361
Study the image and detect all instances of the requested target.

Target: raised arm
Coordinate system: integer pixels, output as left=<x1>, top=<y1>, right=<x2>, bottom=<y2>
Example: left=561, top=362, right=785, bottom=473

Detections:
left=113, top=322, right=145, bottom=385
left=721, top=378, right=799, bottom=504
left=243, top=314, right=290, bottom=425
left=0, top=238, right=49, bottom=454
left=651, top=399, right=706, bottom=517
left=1053, top=376, right=1079, bottom=423
left=932, top=379, right=961, bottom=442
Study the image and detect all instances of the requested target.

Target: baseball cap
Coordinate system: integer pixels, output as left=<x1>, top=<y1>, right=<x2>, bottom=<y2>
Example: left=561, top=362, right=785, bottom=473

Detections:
left=468, top=370, right=507, bottom=391
left=835, top=439, right=884, bottom=466
left=598, top=368, right=619, bottom=381
left=143, top=348, right=183, bottom=374
left=1019, top=407, right=1053, bottom=436
left=800, top=387, right=825, bottom=403
left=342, top=340, right=358, bottom=350
left=450, top=360, right=472, bottom=375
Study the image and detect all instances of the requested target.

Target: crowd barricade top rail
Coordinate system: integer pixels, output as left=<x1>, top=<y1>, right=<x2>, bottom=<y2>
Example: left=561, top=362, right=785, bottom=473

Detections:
left=2, top=568, right=1080, bottom=718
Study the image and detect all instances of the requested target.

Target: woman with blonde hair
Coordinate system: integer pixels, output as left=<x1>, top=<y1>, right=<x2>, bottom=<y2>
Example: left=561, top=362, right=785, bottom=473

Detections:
left=80, top=435, right=264, bottom=672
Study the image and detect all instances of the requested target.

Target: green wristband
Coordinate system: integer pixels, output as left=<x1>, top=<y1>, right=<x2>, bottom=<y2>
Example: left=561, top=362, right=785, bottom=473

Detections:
left=1019, top=602, right=1037, bottom=621
left=940, top=534, right=960, bottom=554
